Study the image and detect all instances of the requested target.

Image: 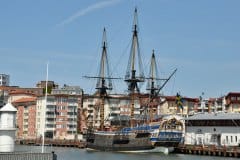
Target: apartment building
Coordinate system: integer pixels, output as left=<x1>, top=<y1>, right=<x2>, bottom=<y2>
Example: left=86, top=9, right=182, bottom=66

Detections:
left=225, top=92, right=240, bottom=113
left=0, top=86, right=42, bottom=106
left=207, top=97, right=225, bottom=113
left=13, top=97, right=37, bottom=139
left=83, top=94, right=145, bottom=130
left=36, top=85, right=82, bottom=140
left=160, top=96, right=199, bottom=117
left=0, top=74, right=9, bottom=86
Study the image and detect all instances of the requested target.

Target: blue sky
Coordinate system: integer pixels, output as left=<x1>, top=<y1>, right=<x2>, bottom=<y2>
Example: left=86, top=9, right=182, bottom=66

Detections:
left=0, top=0, right=240, bottom=98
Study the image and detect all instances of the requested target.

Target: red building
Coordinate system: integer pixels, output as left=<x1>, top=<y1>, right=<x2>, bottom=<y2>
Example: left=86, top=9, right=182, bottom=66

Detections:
left=225, top=92, right=240, bottom=113
left=13, top=97, right=37, bottom=139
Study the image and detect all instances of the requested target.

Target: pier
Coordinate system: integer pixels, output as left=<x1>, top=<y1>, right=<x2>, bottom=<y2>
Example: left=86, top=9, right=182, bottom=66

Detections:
left=16, top=139, right=86, bottom=148
left=175, top=145, right=240, bottom=158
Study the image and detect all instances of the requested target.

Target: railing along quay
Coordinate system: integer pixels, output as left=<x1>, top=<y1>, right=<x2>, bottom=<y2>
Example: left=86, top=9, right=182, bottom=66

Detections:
left=174, top=144, right=240, bottom=158
left=16, top=139, right=86, bottom=148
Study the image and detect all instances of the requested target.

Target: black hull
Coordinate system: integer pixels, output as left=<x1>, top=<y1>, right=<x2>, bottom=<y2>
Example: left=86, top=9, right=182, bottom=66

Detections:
left=86, top=132, right=153, bottom=152
left=154, top=141, right=180, bottom=147
left=87, top=144, right=154, bottom=151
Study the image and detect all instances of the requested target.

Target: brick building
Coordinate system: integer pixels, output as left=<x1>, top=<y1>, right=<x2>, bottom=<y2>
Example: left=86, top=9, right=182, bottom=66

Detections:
left=13, top=97, right=37, bottom=139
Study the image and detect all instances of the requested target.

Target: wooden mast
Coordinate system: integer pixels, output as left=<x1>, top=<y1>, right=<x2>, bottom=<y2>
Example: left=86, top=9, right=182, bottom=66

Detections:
left=85, top=28, right=113, bottom=130
left=125, top=8, right=145, bottom=127
left=146, top=50, right=159, bottom=123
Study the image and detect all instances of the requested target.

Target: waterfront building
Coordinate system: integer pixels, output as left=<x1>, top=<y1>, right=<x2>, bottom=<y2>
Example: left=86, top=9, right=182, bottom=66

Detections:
left=83, top=94, right=142, bottom=130
left=82, top=95, right=98, bottom=130
left=225, top=92, right=240, bottom=113
left=207, top=97, right=225, bottom=113
left=185, top=112, right=240, bottom=147
left=0, top=86, right=42, bottom=107
left=8, top=90, right=37, bottom=104
left=36, top=85, right=82, bottom=140
left=159, top=96, right=199, bottom=117
left=0, top=74, right=9, bottom=86
left=13, top=97, right=37, bottom=139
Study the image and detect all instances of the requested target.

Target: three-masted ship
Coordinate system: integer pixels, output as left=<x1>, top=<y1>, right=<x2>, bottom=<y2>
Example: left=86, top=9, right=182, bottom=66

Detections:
left=85, top=9, right=184, bottom=153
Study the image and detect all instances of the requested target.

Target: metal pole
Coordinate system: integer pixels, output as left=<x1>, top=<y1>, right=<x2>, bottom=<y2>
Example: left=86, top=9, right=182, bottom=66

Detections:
left=42, top=62, right=48, bottom=153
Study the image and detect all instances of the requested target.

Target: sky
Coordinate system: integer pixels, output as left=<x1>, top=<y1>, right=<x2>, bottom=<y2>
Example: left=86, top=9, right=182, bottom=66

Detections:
left=0, top=0, right=240, bottom=98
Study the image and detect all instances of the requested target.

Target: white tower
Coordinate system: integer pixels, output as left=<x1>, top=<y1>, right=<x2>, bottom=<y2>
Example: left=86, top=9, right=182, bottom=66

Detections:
left=0, top=103, right=17, bottom=152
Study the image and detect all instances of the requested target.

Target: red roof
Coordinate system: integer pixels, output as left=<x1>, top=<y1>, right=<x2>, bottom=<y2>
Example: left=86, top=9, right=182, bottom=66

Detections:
left=13, top=97, right=36, bottom=103
left=226, top=92, right=240, bottom=97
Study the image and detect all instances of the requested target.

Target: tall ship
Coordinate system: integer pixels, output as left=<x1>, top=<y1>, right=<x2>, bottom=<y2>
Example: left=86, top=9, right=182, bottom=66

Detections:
left=85, top=9, right=184, bottom=153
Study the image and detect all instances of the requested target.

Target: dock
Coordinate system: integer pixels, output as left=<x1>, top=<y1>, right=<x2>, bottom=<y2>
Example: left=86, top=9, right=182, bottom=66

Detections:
left=16, top=138, right=86, bottom=148
left=174, top=144, right=240, bottom=158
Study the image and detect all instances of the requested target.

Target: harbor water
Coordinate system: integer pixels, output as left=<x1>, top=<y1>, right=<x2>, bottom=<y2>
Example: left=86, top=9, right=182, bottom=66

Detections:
left=14, top=145, right=236, bottom=160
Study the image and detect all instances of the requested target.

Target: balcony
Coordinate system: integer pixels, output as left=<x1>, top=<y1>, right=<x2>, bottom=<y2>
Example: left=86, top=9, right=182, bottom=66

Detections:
left=67, top=109, right=77, bottom=113
left=23, top=110, right=29, bottom=113
left=68, top=115, right=76, bottom=118
left=46, top=102, right=56, bottom=105
left=67, top=127, right=77, bottom=131
left=67, top=122, right=77, bottom=125
left=46, top=108, right=55, bottom=112
left=46, top=114, right=55, bottom=118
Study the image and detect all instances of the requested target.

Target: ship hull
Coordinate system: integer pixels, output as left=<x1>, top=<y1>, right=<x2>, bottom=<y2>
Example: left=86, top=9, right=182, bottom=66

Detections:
left=86, top=131, right=154, bottom=152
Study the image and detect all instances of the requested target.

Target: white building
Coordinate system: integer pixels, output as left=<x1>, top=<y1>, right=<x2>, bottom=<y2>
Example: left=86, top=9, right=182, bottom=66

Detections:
left=185, top=112, right=240, bottom=147
left=0, top=74, right=9, bottom=86
left=0, top=103, right=17, bottom=152
left=36, top=86, right=82, bottom=140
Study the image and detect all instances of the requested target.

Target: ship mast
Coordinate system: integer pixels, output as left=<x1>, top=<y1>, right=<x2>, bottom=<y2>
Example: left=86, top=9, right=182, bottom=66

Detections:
left=146, top=50, right=177, bottom=122
left=125, top=8, right=145, bottom=127
left=146, top=50, right=160, bottom=99
left=146, top=50, right=160, bottom=122
left=85, top=28, right=113, bottom=130
left=97, top=28, right=112, bottom=131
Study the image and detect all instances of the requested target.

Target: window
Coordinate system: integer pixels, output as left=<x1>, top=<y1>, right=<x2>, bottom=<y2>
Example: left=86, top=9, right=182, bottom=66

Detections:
left=231, top=97, right=236, bottom=101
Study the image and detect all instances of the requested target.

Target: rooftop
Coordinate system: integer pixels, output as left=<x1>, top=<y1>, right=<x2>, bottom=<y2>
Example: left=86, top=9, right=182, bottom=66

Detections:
left=0, top=103, right=17, bottom=112
left=186, top=112, right=240, bottom=120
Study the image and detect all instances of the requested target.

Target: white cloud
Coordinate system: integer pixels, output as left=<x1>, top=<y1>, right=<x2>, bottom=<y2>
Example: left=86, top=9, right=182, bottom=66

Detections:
left=57, top=0, right=122, bottom=26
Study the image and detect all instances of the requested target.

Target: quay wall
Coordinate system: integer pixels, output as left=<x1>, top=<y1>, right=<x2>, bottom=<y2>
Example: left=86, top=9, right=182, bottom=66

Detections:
left=0, top=152, right=57, bottom=160
left=15, top=139, right=86, bottom=148
left=175, top=145, right=240, bottom=158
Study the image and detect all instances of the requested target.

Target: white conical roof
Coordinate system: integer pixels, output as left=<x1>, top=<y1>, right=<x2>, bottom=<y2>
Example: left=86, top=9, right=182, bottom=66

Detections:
left=0, top=103, right=17, bottom=112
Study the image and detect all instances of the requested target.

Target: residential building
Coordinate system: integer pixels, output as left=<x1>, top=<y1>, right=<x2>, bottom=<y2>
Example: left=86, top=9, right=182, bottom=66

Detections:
left=0, top=86, right=42, bottom=106
left=13, top=97, right=37, bottom=139
left=225, top=92, right=240, bottom=113
left=0, top=74, right=9, bottom=86
left=82, top=94, right=141, bottom=130
left=36, top=85, right=82, bottom=140
left=160, top=96, right=199, bottom=117
left=207, top=97, right=225, bottom=113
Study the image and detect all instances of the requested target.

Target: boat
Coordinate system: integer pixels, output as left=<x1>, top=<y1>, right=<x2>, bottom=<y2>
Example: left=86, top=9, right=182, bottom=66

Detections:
left=85, top=8, right=184, bottom=153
